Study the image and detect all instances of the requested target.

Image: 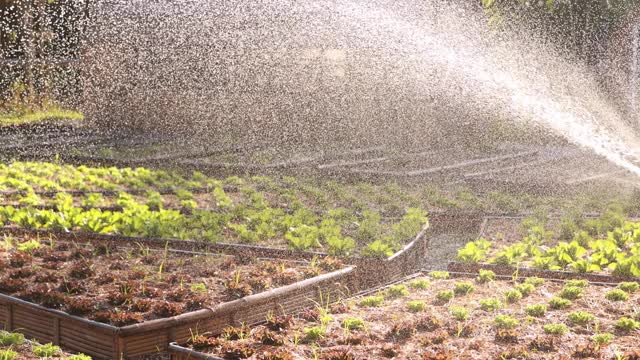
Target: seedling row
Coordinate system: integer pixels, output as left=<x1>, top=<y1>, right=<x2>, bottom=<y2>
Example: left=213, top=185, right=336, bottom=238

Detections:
left=171, top=270, right=640, bottom=360
left=456, top=206, right=640, bottom=278
left=0, top=162, right=429, bottom=258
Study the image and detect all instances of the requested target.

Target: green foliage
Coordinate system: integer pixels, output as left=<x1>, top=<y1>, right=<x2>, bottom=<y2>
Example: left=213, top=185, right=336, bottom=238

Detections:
left=285, top=225, right=321, bottom=251
left=356, top=211, right=382, bottom=242
left=609, top=254, right=640, bottom=278
left=146, top=190, right=164, bottom=211
left=67, top=355, right=92, bottom=360
left=618, top=282, right=640, bottom=293
left=436, top=290, right=454, bottom=303
left=0, top=350, right=17, bottom=360
left=565, top=279, right=588, bottom=288
left=175, top=188, right=194, bottom=201
left=303, top=326, right=325, bottom=341
left=407, top=300, right=427, bottom=313
left=456, top=238, right=491, bottom=263
left=546, top=241, right=587, bottom=270
left=570, top=259, right=601, bottom=273
left=504, top=289, right=522, bottom=304
left=525, top=304, right=547, bottom=317
left=449, top=305, right=469, bottom=321
left=408, top=279, right=430, bottom=290
left=359, top=296, right=384, bottom=307
left=491, top=242, right=528, bottom=266
left=32, top=343, right=61, bottom=357
left=605, top=289, right=629, bottom=302
left=543, top=323, right=568, bottom=335
left=558, top=286, right=583, bottom=300
left=514, top=283, right=535, bottom=297
left=479, top=298, right=502, bottom=312
left=477, top=269, right=496, bottom=283
left=0, top=332, right=25, bottom=346
left=392, top=208, right=428, bottom=242
left=548, top=297, right=571, bottom=310
left=453, top=282, right=475, bottom=296
left=83, top=193, right=104, bottom=208
left=428, top=271, right=449, bottom=280
left=494, top=315, right=519, bottom=329
left=385, top=284, right=409, bottom=299
left=342, top=317, right=365, bottom=331
left=559, top=216, right=581, bottom=241
left=190, top=283, right=207, bottom=294
left=17, top=239, right=40, bottom=253
left=614, top=317, right=640, bottom=333
left=362, top=240, right=395, bottom=259
left=224, top=176, right=244, bottom=186
left=325, top=235, right=355, bottom=257
left=592, top=333, right=614, bottom=347
left=572, top=230, right=592, bottom=247
left=568, top=311, right=595, bottom=326
left=212, top=186, right=232, bottom=209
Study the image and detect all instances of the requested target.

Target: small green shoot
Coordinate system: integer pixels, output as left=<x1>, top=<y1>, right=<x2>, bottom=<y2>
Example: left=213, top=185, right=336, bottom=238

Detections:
left=476, top=269, right=495, bottom=283
left=479, top=298, right=502, bottom=312
left=605, top=289, right=629, bottom=302
left=617, top=282, right=639, bottom=293
left=494, top=315, right=519, bottom=329
left=407, top=300, right=427, bottom=313
left=504, top=289, right=523, bottom=304
left=408, top=278, right=430, bottom=290
left=453, top=282, right=475, bottom=296
left=436, top=290, right=454, bottom=303
left=525, top=304, right=547, bottom=317
left=548, top=297, right=572, bottom=310
left=428, top=271, right=449, bottom=280
left=359, top=296, right=384, bottom=308
left=568, top=311, right=595, bottom=326
left=543, top=323, right=568, bottom=335
left=449, top=305, right=469, bottom=321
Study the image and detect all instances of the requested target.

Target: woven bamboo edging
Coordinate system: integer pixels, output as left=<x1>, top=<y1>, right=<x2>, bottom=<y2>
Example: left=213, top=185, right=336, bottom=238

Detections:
left=447, top=262, right=640, bottom=284
left=0, top=224, right=429, bottom=359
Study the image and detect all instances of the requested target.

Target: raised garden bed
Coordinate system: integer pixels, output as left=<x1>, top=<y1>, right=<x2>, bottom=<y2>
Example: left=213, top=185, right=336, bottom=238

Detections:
left=0, top=215, right=428, bottom=359
left=0, top=232, right=355, bottom=359
left=454, top=207, right=640, bottom=280
left=168, top=270, right=640, bottom=360
left=0, top=162, right=429, bottom=258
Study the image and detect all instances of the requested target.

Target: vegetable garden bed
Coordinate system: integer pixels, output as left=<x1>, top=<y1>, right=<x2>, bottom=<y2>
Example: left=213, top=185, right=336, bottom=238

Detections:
left=0, top=205, right=429, bottom=360
left=454, top=206, right=640, bottom=279
left=168, top=270, right=640, bottom=360
left=0, top=162, right=429, bottom=258
left=0, top=233, right=355, bottom=359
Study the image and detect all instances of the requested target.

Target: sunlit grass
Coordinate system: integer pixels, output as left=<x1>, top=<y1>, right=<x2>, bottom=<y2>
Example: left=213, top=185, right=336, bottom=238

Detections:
left=0, top=108, right=84, bottom=126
